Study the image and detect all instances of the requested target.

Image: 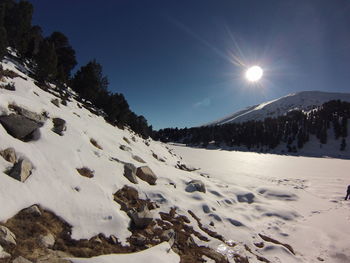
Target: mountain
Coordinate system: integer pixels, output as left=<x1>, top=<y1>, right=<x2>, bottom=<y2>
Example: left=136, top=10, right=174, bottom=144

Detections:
left=206, top=91, right=350, bottom=126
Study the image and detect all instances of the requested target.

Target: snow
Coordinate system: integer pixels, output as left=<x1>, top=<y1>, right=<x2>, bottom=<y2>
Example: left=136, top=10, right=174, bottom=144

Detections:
left=1, top=58, right=350, bottom=262
left=207, top=90, right=350, bottom=125
left=70, top=242, right=180, bottom=263
left=171, top=145, right=350, bottom=263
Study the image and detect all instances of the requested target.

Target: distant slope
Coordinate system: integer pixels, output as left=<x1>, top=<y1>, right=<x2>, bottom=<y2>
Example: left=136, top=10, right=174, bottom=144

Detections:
left=206, top=91, right=350, bottom=126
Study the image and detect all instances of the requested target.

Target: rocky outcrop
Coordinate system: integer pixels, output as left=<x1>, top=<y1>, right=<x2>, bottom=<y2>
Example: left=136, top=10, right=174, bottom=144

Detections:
left=51, top=98, right=60, bottom=107
left=186, top=180, right=206, bottom=193
left=0, top=147, right=16, bottom=163
left=52, top=118, right=66, bottom=136
left=123, top=163, right=138, bottom=184
left=0, top=114, right=41, bottom=141
left=0, top=225, right=16, bottom=246
left=0, top=246, right=10, bottom=259
left=8, top=158, right=33, bottom=182
left=136, top=166, right=157, bottom=185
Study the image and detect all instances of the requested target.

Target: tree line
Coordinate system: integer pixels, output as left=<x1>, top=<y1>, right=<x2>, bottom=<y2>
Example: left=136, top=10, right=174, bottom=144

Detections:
left=0, top=0, right=152, bottom=138
left=154, top=100, right=349, bottom=152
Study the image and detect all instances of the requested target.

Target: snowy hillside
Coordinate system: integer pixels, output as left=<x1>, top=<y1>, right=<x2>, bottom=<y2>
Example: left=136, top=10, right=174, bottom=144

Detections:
left=0, top=58, right=349, bottom=263
left=206, top=91, right=350, bottom=126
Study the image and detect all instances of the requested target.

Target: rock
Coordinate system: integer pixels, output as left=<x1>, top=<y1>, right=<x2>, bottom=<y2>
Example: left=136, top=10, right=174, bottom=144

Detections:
left=39, top=233, right=55, bottom=248
left=0, top=147, right=16, bottom=163
left=0, top=226, right=16, bottom=246
left=91, top=236, right=102, bottom=244
left=119, top=145, right=132, bottom=152
left=52, top=118, right=66, bottom=136
left=51, top=99, right=60, bottom=107
left=136, top=166, right=157, bottom=185
left=22, top=205, right=42, bottom=217
left=123, top=163, right=138, bottom=184
left=132, top=155, right=146, bottom=163
left=36, top=249, right=72, bottom=263
left=186, top=180, right=206, bottom=193
left=8, top=158, right=33, bottom=182
left=0, top=114, right=41, bottom=141
left=161, top=229, right=176, bottom=246
left=3, top=83, right=15, bottom=91
left=128, top=206, right=153, bottom=229
left=8, top=104, right=47, bottom=124
left=131, top=234, right=147, bottom=246
left=109, top=235, right=118, bottom=244
left=0, top=246, right=10, bottom=259
left=13, top=256, right=33, bottom=263
left=123, top=137, right=130, bottom=144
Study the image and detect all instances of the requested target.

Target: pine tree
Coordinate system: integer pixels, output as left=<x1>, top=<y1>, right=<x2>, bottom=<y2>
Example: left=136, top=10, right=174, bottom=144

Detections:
left=71, top=60, right=108, bottom=102
left=35, top=40, right=57, bottom=81
left=47, top=32, right=76, bottom=82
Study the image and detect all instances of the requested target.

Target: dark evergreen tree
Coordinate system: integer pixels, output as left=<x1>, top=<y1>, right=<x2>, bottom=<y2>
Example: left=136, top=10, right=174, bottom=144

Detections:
left=47, top=31, right=76, bottom=82
left=35, top=40, right=57, bottom=81
left=25, top=25, right=43, bottom=58
left=4, top=0, right=33, bottom=55
left=71, top=60, right=108, bottom=102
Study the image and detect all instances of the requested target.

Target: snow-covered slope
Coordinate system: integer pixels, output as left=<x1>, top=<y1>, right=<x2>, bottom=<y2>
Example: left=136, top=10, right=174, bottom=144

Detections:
left=206, top=91, right=350, bottom=126
left=1, top=58, right=349, bottom=263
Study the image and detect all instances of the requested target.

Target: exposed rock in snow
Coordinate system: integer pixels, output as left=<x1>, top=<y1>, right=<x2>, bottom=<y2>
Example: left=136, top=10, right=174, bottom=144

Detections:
left=128, top=206, right=154, bottom=229
left=52, top=117, right=67, bottom=136
left=8, top=158, right=33, bottom=182
left=119, top=144, right=132, bottom=152
left=0, top=225, right=16, bottom=246
left=8, top=104, right=47, bottom=124
left=0, top=147, right=16, bottom=163
left=132, top=155, right=146, bottom=163
left=123, top=163, right=138, bottom=184
left=38, top=232, right=55, bottom=248
left=0, top=245, right=10, bottom=259
left=51, top=98, right=60, bottom=107
left=186, top=180, right=206, bottom=193
left=136, top=166, right=157, bottom=185
left=0, top=114, right=41, bottom=141
left=22, top=205, right=42, bottom=217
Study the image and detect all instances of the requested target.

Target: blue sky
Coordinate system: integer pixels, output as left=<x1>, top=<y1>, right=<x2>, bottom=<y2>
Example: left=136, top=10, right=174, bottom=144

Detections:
left=30, top=0, right=350, bottom=129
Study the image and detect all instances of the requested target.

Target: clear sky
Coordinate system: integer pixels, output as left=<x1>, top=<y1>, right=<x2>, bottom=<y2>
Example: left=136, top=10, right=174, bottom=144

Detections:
left=29, top=0, right=350, bottom=129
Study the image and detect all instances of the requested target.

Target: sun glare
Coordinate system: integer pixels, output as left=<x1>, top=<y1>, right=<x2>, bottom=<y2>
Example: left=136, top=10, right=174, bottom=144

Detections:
left=245, top=66, right=263, bottom=82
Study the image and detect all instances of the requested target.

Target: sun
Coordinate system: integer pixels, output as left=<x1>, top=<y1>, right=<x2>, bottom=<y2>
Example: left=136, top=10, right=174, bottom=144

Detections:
left=245, top=66, right=263, bottom=82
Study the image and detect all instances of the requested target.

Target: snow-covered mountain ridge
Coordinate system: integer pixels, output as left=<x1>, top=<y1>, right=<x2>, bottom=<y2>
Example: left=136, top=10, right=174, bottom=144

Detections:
left=206, top=91, right=350, bottom=126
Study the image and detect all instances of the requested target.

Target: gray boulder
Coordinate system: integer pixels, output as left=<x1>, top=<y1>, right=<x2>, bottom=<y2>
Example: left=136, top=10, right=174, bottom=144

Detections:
left=0, top=114, right=41, bottom=141
left=0, top=147, right=16, bottom=163
left=13, top=256, right=33, bottom=263
left=186, top=180, right=206, bottom=193
left=52, top=118, right=66, bottom=136
left=128, top=206, right=153, bottom=229
left=9, top=105, right=47, bottom=124
left=0, top=226, right=16, bottom=246
left=136, top=166, right=157, bottom=185
left=123, top=163, right=138, bottom=184
left=8, top=158, right=33, bottom=182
